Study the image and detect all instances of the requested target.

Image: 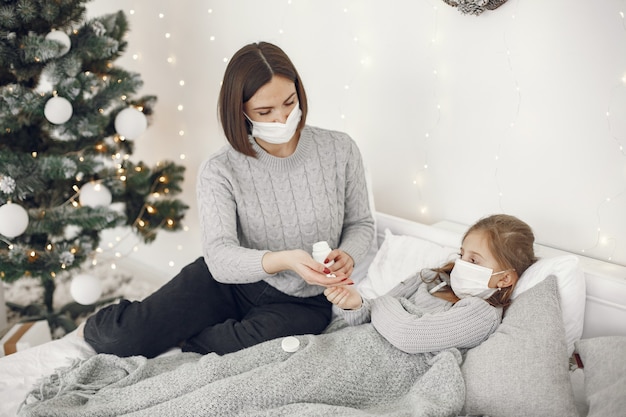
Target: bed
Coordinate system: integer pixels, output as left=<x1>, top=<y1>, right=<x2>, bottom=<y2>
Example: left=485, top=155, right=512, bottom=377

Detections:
left=1, top=211, right=625, bottom=417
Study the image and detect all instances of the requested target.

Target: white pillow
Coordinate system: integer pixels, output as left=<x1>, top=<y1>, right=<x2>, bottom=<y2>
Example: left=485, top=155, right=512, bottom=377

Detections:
left=357, top=229, right=457, bottom=298
left=512, top=254, right=586, bottom=355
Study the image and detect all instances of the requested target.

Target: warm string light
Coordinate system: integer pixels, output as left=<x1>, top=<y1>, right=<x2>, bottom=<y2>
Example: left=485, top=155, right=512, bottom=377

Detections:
left=86, top=2, right=625, bottom=268
left=90, top=181, right=178, bottom=269
left=77, top=6, right=192, bottom=269
left=606, top=82, right=626, bottom=156
left=412, top=3, right=442, bottom=219
left=65, top=177, right=112, bottom=208
left=49, top=152, right=179, bottom=270
left=331, top=6, right=374, bottom=128
left=579, top=190, right=624, bottom=262
left=142, top=6, right=191, bottom=267
left=492, top=25, right=522, bottom=212
left=578, top=7, right=626, bottom=262
left=15, top=176, right=112, bottom=273
left=148, top=8, right=189, bottom=165
left=580, top=85, right=626, bottom=261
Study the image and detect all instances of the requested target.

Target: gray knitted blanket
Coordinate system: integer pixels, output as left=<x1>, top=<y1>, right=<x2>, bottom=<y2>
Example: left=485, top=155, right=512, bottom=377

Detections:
left=18, top=323, right=465, bottom=417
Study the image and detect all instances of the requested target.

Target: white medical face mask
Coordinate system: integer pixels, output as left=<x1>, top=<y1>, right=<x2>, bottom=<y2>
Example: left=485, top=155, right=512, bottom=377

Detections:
left=245, top=105, right=302, bottom=145
left=450, top=258, right=507, bottom=300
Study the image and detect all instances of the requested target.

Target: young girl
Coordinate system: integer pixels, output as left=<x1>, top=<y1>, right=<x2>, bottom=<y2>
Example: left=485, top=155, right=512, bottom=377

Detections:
left=324, top=214, right=537, bottom=353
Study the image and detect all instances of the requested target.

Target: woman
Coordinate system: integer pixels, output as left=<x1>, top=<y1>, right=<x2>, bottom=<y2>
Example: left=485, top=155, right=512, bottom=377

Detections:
left=325, top=213, right=537, bottom=353
left=83, top=41, right=375, bottom=358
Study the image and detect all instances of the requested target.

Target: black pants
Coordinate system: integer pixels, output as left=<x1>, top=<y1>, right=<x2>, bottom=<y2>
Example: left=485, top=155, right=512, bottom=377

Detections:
left=83, top=257, right=332, bottom=358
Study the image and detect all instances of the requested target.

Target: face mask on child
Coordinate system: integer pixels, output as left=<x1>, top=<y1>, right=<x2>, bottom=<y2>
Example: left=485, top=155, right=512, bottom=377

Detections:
left=450, top=258, right=508, bottom=299
left=245, top=105, right=302, bottom=145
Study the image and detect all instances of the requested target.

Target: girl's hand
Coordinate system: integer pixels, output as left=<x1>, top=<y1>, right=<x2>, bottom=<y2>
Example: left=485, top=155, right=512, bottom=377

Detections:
left=262, top=249, right=354, bottom=287
left=324, top=285, right=363, bottom=310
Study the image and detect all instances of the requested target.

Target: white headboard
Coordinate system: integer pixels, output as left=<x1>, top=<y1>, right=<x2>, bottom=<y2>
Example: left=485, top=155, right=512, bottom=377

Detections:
left=374, top=212, right=626, bottom=339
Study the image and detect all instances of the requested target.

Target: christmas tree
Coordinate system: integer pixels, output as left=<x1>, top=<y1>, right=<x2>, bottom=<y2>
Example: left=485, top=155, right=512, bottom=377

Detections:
left=0, top=0, right=188, bottom=332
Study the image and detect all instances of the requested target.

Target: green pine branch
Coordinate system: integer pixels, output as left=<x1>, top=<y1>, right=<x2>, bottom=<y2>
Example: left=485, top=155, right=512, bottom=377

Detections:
left=0, top=2, right=190, bottom=332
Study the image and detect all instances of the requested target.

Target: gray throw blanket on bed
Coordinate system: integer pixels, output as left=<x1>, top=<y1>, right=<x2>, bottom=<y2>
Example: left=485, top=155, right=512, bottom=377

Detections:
left=18, top=322, right=465, bottom=417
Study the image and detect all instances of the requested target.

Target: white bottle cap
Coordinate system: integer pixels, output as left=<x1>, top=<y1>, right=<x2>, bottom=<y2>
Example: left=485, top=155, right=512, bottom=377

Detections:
left=312, top=241, right=331, bottom=252
left=281, top=336, right=300, bottom=353
left=312, top=241, right=334, bottom=267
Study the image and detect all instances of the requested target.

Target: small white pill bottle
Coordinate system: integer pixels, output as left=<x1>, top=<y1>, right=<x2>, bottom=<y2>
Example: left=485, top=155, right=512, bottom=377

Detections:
left=311, top=241, right=334, bottom=266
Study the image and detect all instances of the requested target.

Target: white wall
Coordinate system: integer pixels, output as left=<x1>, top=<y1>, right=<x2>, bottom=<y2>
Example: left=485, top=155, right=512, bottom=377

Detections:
left=85, top=0, right=626, bottom=276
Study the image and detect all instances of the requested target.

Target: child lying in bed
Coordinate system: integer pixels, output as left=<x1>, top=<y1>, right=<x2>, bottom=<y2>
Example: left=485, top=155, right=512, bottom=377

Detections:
left=17, top=214, right=538, bottom=417
left=325, top=213, right=537, bottom=353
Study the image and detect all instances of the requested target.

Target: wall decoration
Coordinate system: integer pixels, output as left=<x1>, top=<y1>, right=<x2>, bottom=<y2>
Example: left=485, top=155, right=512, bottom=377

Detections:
left=442, top=0, right=508, bottom=15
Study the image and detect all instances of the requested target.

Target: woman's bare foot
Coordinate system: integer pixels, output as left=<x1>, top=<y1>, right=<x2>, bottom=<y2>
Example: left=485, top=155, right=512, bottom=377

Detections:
left=76, top=323, right=85, bottom=338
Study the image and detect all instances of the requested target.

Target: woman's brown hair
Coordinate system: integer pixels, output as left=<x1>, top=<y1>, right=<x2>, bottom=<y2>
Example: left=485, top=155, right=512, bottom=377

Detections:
left=217, top=42, right=308, bottom=157
left=426, top=214, right=537, bottom=308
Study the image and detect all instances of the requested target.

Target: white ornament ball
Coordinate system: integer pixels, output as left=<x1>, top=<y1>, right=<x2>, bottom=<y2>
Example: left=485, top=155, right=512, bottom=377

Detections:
left=44, top=96, right=73, bottom=124
left=0, top=203, right=28, bottom=238
left=0, top=203, right=29, bottom=238
left=79, top=182, right=112, bottom=208
left=114, top=107, right=147, bottom=139
left=70, top=274, right=102, bottom=305
left=45, top=30, right=71, bottom=56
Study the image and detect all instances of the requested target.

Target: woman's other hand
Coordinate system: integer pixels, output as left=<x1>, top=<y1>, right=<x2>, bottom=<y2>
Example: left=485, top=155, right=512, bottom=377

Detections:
left=324, top=285, right=363, bottom=310
left=324, top=248, right=354, bottom=278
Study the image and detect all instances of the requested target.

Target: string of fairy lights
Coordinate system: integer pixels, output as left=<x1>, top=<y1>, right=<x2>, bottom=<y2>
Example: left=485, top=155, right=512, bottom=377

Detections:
left=413, top=2, right=443, bottom=217
left=86, top=0, right=625, bottom=269
left=579, top=6, right=626, bottom=262
left=493, top=21, right=522, bottom=213
left=8, top=34, right=184, bottom=302
left=416, top=0, right=624, bottom=264
left=0, top=44, right=183, bottom=269
left=88, top=6, right=193, bottom=272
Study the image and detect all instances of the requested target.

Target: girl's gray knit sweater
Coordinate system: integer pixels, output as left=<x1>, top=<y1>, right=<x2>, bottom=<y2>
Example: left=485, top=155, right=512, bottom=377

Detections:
left=339, top=271, right=503, bottom=353
left=196, top=125, right=375, bottom=298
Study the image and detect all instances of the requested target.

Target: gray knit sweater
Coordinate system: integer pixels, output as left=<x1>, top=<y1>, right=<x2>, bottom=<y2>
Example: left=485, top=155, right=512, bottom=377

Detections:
left=197, top=125, right=375, bottom=297
left=339, top=270, right=503, bottom=353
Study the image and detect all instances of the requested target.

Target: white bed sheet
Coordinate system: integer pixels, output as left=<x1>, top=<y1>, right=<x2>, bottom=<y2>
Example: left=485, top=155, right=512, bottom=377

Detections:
left=0, top=326, right=185, bottom=417
left=0, top=328, right=95, bottom=417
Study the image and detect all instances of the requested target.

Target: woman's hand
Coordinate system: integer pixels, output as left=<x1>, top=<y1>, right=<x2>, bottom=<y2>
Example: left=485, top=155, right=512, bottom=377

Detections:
left=324, top=248, right=355, bottom=278
left=324, top=285, right=363, bottom=310
left=262, top=249, right=354, bottom=287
